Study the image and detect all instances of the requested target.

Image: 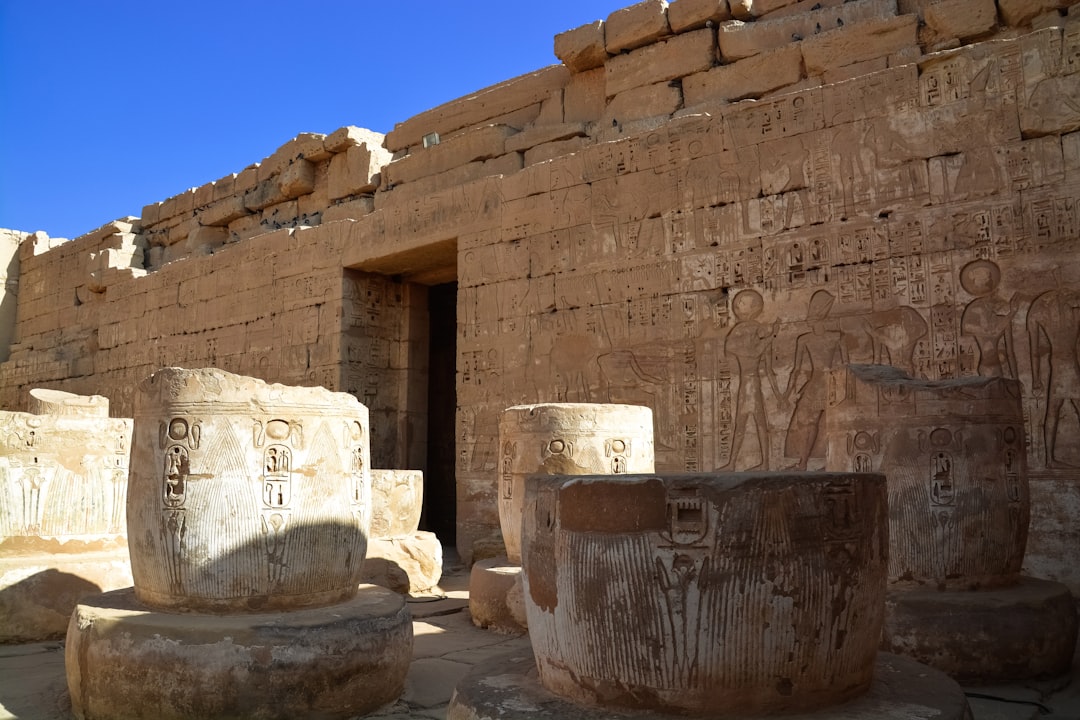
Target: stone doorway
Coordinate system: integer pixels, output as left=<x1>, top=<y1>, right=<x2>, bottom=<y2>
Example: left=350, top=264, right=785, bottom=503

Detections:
left=422, top=282, right=458, bottom=545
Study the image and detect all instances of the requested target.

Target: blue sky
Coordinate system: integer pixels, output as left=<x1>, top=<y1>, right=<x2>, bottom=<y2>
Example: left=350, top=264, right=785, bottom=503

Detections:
left=0, top=2, right=628, bottom=240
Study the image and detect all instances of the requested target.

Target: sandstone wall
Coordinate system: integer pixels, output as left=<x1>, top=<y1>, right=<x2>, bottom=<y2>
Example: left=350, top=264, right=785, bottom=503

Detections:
left=2, top=0, right=1079, bottom=585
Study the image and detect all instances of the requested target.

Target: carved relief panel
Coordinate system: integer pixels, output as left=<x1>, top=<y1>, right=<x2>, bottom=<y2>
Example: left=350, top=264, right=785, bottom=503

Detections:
left=0, top=395, right=132, bottom=545
left=824, top=364, right=1029, bottom=587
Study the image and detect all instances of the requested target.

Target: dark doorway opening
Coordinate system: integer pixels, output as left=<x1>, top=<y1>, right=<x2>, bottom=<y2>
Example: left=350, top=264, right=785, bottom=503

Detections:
left=422, top=282, right=457, bottom=545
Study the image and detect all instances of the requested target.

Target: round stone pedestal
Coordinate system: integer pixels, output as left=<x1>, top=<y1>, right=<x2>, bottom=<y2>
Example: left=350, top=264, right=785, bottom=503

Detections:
left=447, top=651, right=972, bottom=720
left=469, top=557, right=526, bottom=633
left=884, top=576, right=1078, bottom=684
left=65, top=585, right=413, bottom=720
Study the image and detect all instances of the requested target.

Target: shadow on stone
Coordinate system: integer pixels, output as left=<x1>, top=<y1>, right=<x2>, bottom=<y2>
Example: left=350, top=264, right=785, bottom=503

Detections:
left=0, top=568, right=102, bottom=643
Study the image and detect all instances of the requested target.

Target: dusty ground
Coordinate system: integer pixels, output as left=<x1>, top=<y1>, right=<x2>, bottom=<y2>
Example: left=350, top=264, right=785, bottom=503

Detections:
left=1, top=553, right=1077, bottom=720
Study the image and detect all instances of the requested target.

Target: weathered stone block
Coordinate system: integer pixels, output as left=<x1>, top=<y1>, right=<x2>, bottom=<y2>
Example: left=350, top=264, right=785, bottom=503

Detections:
left=505, top=122, right=587, bottom=153
left=325, top=125, right=387, bottom=154
left=564, top=66, right=607, bottom=123
left=605, top=27, right=716, bottom=97
left=684, top=43, right=803, bottom=104
left=801, top=14, right=918, bottom=74
left=328, top=143, right=384, bottom=200
left=361, top=532, right=443, bottom=594
left=668, top=0, right=733, bottom=31
left=554, top=20, right=608, bottom=72
left=197, top=194, right=249, bottom=228
left=277, top=158, right=316, bottom=199
left=600, top=80, right=684, bottom=129
left=383, top=124, right=517, bottom=187
left=606, top=0, right=672, bottom=53
left=385, top=66, right=569, bottom=152
left=717, top=0, right=898, bottom=60
left=924, top=0, right=998, bottom=40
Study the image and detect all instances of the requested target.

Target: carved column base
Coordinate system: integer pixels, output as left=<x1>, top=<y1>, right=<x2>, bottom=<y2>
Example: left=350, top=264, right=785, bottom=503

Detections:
left=447, top=651, right=973, bottom=720
left=65, top=585, right=412, bottom=720
left=884, top=575, right=1078, bottom=684
left=0, top=549, right=132, bottom=642
left=468, top=557, right=527, bottom=634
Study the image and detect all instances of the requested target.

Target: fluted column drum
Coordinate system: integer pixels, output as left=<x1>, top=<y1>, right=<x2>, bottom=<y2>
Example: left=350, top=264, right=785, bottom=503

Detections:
left=521, top=471, right=888, bottom=715
left=824, top=364, right=1029, bottom=586
left=127, top=368, right=371, bottom=613
left=498, top=403, right=653, bottom=563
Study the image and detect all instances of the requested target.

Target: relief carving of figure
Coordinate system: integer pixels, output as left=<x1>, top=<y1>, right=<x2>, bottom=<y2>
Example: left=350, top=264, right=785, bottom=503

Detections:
left=1028, top=286, right=1080, bottom=468
left=960, top=259, right=1018, bottom=378
left=783, top=290, right=846, bottom=470
left=721, top=290, right=782, bottom=470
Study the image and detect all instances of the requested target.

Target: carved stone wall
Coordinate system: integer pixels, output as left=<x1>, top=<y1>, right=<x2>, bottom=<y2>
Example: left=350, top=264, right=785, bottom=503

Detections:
left=1, top=3, right=1078, bottom=585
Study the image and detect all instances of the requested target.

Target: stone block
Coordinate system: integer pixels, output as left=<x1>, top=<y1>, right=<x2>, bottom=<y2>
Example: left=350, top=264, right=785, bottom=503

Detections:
left=259, top=132, right=330, bottom=180
left=385, top=66, right=569, bottom=152
left=600, top=81, right=684, bottom=129
left=668, top=0, right=733, bottom=32
left=371, top=469, right=423, bottom=537
left=606, top=0, right=672, bottom=53
left=361, top=532, right=443, bottom=594
left=185, top=224, right=229, bottom=254
left=383, top=124, right=517, bottom=187
left=684, top=43, right=803, bottom=104
left=525, top=136, right=589, bottom=166
left=605, top=27, right=716, bottom=97
left=999, top=0, right=1060, bottom=25
left=924, top=0, right=998, bottom=40
left=505, top=122, right=587, bottom=153
left=211, top=173, right=237, bottom=201
left=822, top=55, right=888, bottom=84
left=197, top=195, right=249, bottom=227
left=322, top=196, right=375, bottom=224
left=801, top=15, right=918, bottom=75
left=325, top=125, right=386, bottom=154
left=717, top=0, right=898, bottom=60
left=141, top=201, right=162, bottom=225
left=564, top=67, right=607, bottom=123
left=242, top=178, right=287, bottom=212
left=192, top=182, right=214, bottom=209
left=277, top=158, right=316, bottom=199
left=554, top=20, right=608, bottom=72
left=328, top=142, right=385, bottom=200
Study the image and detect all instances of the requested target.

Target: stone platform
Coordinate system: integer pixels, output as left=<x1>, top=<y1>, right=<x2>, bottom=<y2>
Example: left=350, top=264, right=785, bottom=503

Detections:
left=0, top=549, right=132, bottom=644
left=885, top=576, right=1078, bottom=684
left=447, top=651, right=972, bottom=720
left=65, top=585, right=412, bottom=720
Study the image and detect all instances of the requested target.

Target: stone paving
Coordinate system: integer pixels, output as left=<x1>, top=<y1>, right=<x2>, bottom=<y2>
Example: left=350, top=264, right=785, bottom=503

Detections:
left=0, top=550, right=1077, bottom=719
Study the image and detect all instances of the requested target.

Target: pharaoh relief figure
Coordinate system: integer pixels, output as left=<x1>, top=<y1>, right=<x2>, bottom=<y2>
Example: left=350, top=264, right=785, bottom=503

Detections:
left=960, top=259, right=1019, bottom=378
left=784, top=290, right=847, bottom=470
left=721, top=289, right=782, bottom=470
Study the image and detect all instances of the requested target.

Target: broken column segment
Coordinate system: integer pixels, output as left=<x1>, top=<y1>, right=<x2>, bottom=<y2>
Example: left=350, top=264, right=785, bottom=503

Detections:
left=470, top=403, right=654, bottom=633
left=449, top=470, right=972, bottom=719
left=65, top=368, right=412, bottom=719
left=0, top=389, right=133, bottom=643
left=363, top=468, right=444, bottom=594
left=824, top=364, right=1077, bottom=683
